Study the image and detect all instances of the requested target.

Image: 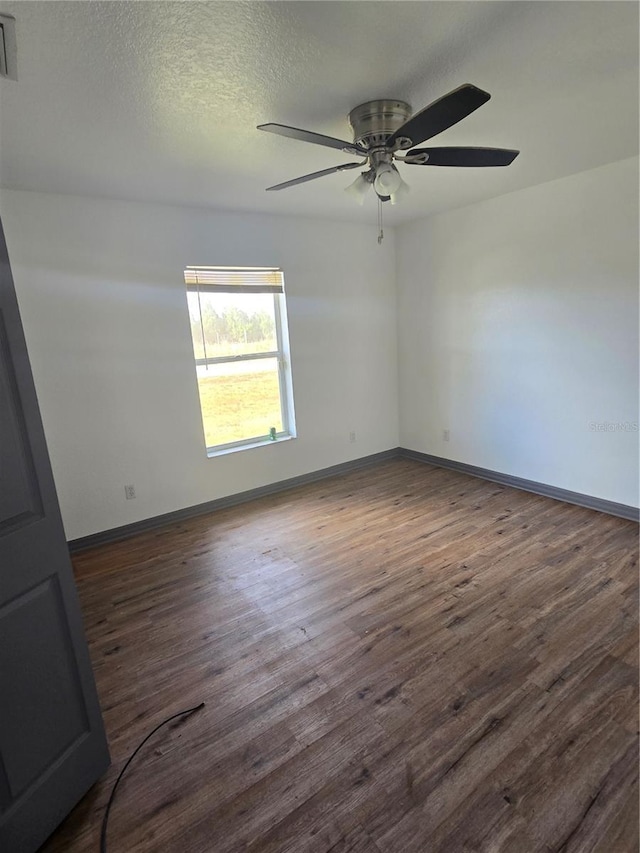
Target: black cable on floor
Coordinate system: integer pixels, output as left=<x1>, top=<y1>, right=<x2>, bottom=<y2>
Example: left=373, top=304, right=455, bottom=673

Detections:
left=99, top=702, right=205, bottom=853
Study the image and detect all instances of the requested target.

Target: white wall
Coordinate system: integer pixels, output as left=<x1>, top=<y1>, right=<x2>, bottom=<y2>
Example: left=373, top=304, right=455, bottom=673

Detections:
left=397, top=156, right=639, bottom=508
left=0, top=191, right=399, bottom=540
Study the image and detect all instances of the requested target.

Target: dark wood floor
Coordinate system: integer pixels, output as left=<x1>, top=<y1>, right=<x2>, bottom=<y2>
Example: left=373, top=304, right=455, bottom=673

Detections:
left=41, top=459, right=638, bottom=852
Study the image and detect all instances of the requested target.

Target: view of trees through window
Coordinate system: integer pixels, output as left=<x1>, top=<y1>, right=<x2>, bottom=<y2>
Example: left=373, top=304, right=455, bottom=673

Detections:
left=191, top=302, right=277, bottom=358
left=187, top=291, right=284, bottom=448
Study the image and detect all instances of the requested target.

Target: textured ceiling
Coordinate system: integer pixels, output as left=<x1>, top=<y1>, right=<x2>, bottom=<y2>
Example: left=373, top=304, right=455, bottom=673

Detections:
left=0, top=1, right=637, bottom=224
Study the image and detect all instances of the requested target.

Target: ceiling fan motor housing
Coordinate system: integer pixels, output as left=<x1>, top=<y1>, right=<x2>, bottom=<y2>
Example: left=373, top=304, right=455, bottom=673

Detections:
left=348, top=100, right=412, bottom=151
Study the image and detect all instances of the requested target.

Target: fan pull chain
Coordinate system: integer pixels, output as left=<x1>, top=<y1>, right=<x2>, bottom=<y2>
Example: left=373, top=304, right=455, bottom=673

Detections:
left=377, top=196, right=384, bottom=245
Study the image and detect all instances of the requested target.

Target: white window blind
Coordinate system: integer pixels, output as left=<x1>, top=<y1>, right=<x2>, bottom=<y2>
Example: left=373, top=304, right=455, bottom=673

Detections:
left=184, top=266, right=284, bottom=293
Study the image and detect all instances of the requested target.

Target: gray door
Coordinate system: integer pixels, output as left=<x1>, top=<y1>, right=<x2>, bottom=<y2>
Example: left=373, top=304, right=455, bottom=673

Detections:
left=0, top=216, right=109, bottom=852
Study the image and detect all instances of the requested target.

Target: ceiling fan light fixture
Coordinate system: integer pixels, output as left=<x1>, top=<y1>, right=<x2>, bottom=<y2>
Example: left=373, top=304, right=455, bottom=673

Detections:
left=373, top=162, right=403, bottom=197
left=389, top=177, right=410, bottom=205
left=344, top=172, right=371, bottom=205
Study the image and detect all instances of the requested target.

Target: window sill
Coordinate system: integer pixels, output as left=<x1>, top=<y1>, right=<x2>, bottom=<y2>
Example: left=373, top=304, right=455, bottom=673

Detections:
left=206, top=434, right=296, bottom=459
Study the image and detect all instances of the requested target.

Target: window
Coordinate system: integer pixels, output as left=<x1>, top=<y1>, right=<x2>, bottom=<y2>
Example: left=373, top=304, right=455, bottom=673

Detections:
left=185, top=266, right=296, bottom=454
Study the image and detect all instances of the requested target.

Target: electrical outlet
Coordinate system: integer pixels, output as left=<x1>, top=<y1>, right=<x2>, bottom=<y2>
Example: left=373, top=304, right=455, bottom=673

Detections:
left=443, top=429, right=450, bottom=442
left=349, top=431, right=357, bottom=443
left=124, top=484, right=136, bottom=500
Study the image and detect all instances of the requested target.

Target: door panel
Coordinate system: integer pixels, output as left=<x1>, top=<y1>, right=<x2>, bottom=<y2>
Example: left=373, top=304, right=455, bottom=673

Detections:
left=0, top=216, right=110, bottom=853
left=0, top=576, right=89, bottom=798
left=0, top=311, right=43, bottom=532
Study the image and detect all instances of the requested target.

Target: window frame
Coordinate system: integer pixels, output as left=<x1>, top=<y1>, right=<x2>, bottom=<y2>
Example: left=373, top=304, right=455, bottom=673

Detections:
left=185, top=268, right=296, bottom=456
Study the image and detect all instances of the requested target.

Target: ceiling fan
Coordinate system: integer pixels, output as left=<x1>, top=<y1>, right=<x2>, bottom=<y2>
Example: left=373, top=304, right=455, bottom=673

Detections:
left=258, top=84, right=519, bottom=204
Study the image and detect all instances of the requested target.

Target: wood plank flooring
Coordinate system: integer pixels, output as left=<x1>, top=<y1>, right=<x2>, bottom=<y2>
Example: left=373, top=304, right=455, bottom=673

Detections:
left=40, top=459, right=638, bottom=852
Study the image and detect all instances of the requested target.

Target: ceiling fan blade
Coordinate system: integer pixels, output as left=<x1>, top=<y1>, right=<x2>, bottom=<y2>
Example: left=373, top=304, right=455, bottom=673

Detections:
left=388, top=84, right=491, bottom=148
left=405, top=147, right=520, bottom=167
left=266, top=162, right=363, bottom=191
left=258, top=123, right=367, bottom=156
